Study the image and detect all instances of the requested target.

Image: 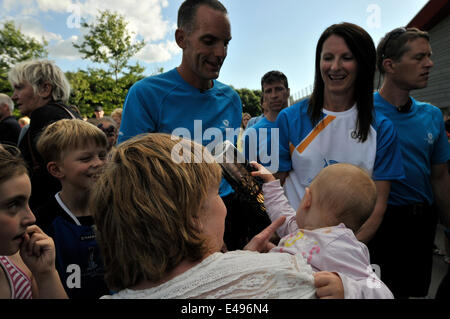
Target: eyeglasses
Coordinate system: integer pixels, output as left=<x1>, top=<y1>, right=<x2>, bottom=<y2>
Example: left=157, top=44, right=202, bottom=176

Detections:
left=97, top=123, right=116, bottom=137
left=380, top=27, right=407, bottom=59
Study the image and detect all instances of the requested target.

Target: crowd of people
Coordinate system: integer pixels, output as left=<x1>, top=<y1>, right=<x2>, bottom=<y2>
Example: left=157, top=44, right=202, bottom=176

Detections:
left=0, top=0, right=449, bottom=300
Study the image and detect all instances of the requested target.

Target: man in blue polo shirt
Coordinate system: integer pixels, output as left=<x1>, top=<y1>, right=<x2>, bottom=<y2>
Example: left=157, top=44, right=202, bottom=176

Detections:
left=118, top=0, right=270, bottom=250
left=243, top=71, right=290, bottom=173
left=370, top=27, right=450, bottom=298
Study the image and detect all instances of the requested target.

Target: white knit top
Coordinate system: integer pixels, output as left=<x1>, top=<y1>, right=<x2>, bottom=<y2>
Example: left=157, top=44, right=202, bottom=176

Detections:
left=101, top=250, right=316, bottom=299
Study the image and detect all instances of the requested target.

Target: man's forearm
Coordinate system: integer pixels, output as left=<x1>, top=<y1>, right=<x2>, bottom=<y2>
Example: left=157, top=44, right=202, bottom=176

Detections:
left=431, top=164, right=450, bottom=228
left=356, top=181, right=390, bottom=244
left=273, top=171, right=288, bottom=186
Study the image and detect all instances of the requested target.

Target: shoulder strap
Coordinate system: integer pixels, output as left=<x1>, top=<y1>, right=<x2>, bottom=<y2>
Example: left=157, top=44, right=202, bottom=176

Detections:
left=26, top=129, right=40, bottom=171
left=52, top=102, right=78, bottom=119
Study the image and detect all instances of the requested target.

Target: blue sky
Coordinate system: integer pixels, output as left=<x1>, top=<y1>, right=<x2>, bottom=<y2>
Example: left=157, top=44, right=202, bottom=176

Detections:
left=1, top=0, right=429, bottom=97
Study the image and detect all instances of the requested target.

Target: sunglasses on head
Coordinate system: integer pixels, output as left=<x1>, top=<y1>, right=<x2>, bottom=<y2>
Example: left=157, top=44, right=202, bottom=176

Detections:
left=380, top=27, right=407, bottom=59
left=0, top=144, right=21, bottom=156
left=97, top=123, right=116, bottom=137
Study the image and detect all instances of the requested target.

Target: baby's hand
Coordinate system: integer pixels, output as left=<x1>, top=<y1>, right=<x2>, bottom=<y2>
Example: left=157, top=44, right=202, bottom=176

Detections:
left=19, top=225, right=56, bottom=278
left=244, top=216, right=286, bottom=253
left=250, top=161, right=276, bottom=183
left=314, top=271, right=345, bottom=299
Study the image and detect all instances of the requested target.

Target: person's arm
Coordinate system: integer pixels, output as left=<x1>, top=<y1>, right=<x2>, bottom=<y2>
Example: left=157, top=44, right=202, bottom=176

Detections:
left=20, top=225, right=67, bottom=299
left=356, top=114, right=404, bottom=244
left=244, top=216, right=286, bottom=253
left=431, top=163, right=450, bottom=228
left=251, top=162, right=298, bottom=237
left=274, top=110, right=293, bottom=186
left=310, top=232, right=393, bottom=299
left=356, top=180, right=390, bottom=244
left=273, top=171, right=289, bottom=186
left=250, top=161, right=276, bottom=183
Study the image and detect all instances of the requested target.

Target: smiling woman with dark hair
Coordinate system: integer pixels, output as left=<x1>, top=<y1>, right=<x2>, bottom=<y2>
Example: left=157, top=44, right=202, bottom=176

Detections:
left=275, top=22, right=405, bottom=245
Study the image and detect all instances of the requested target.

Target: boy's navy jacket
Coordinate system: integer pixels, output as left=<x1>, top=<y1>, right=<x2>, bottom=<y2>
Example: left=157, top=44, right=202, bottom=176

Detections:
left=35, top=195, right=109, bottom=299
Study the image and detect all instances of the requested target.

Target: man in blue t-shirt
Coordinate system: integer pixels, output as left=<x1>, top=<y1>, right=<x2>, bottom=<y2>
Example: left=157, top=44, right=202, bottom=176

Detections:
left=370, top=27, right=450, bottom=298
left=118, top=0, right=270, bottom=250
left=243, top=71, right=290, bottom=173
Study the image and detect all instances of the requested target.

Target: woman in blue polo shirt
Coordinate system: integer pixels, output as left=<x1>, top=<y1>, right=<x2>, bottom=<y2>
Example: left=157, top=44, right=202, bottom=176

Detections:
left=276, top=22, right=405, bottom=244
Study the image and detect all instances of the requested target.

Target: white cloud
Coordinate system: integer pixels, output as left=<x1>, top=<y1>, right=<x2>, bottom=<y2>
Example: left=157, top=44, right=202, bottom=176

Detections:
left=2, top=0, right=179, bottom=64
left=48, top=35, right=82, bottom=60
left=3, top=16, right=61, bottom=43
left=1, top=0, right=34, bottom=13
left=36, top=0, right=74, bottom=13
left=136, top=40, right=181, bottom=63
left=77, top=0, right=172, bottom=42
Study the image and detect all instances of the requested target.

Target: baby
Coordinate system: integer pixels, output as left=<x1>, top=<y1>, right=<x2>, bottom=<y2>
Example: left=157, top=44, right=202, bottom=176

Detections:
left=252, top=162, right=394, bottom=299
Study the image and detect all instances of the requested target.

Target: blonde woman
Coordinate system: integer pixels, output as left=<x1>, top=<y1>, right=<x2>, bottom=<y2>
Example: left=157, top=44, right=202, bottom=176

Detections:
left=237, top=112, right=251, bottom=152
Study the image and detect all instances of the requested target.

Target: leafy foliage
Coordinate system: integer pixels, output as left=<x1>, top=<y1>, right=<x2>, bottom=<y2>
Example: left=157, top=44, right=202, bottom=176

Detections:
left=66, top=64, right=147, bottom=117
left=69, top=10, right=150, bottom=116
left=234, top=88, right=262, bottom=117
left=0, top=21, right=48, bottom=96
left=73, top=10, right=145, bottom=83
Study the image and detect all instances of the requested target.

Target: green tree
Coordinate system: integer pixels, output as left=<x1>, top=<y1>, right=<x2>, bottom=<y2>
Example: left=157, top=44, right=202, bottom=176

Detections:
left=73, top=10, right=145, bottom=83
left=119, top=62, right=147, bottom=93
left=234, top=88, right=262, bottom=117
left=71, top=10, right=147, bottom=114
left=67, top=63, right=148, bottom=117
left=66, top=70, right=95, bottom=116
left=0, top=21, right=48, bottom=95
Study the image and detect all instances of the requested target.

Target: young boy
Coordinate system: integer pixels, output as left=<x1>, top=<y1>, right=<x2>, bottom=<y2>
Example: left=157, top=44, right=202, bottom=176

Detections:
left=0, top=144, right=67, bottom=299
left=252, top=162, right=394, bottom=299
left=35, top=119, right=110, bottom=299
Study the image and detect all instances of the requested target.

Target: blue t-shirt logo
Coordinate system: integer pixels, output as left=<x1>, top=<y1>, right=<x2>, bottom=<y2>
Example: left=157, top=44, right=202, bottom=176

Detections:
left=425, top=133, right=434, bottom=145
